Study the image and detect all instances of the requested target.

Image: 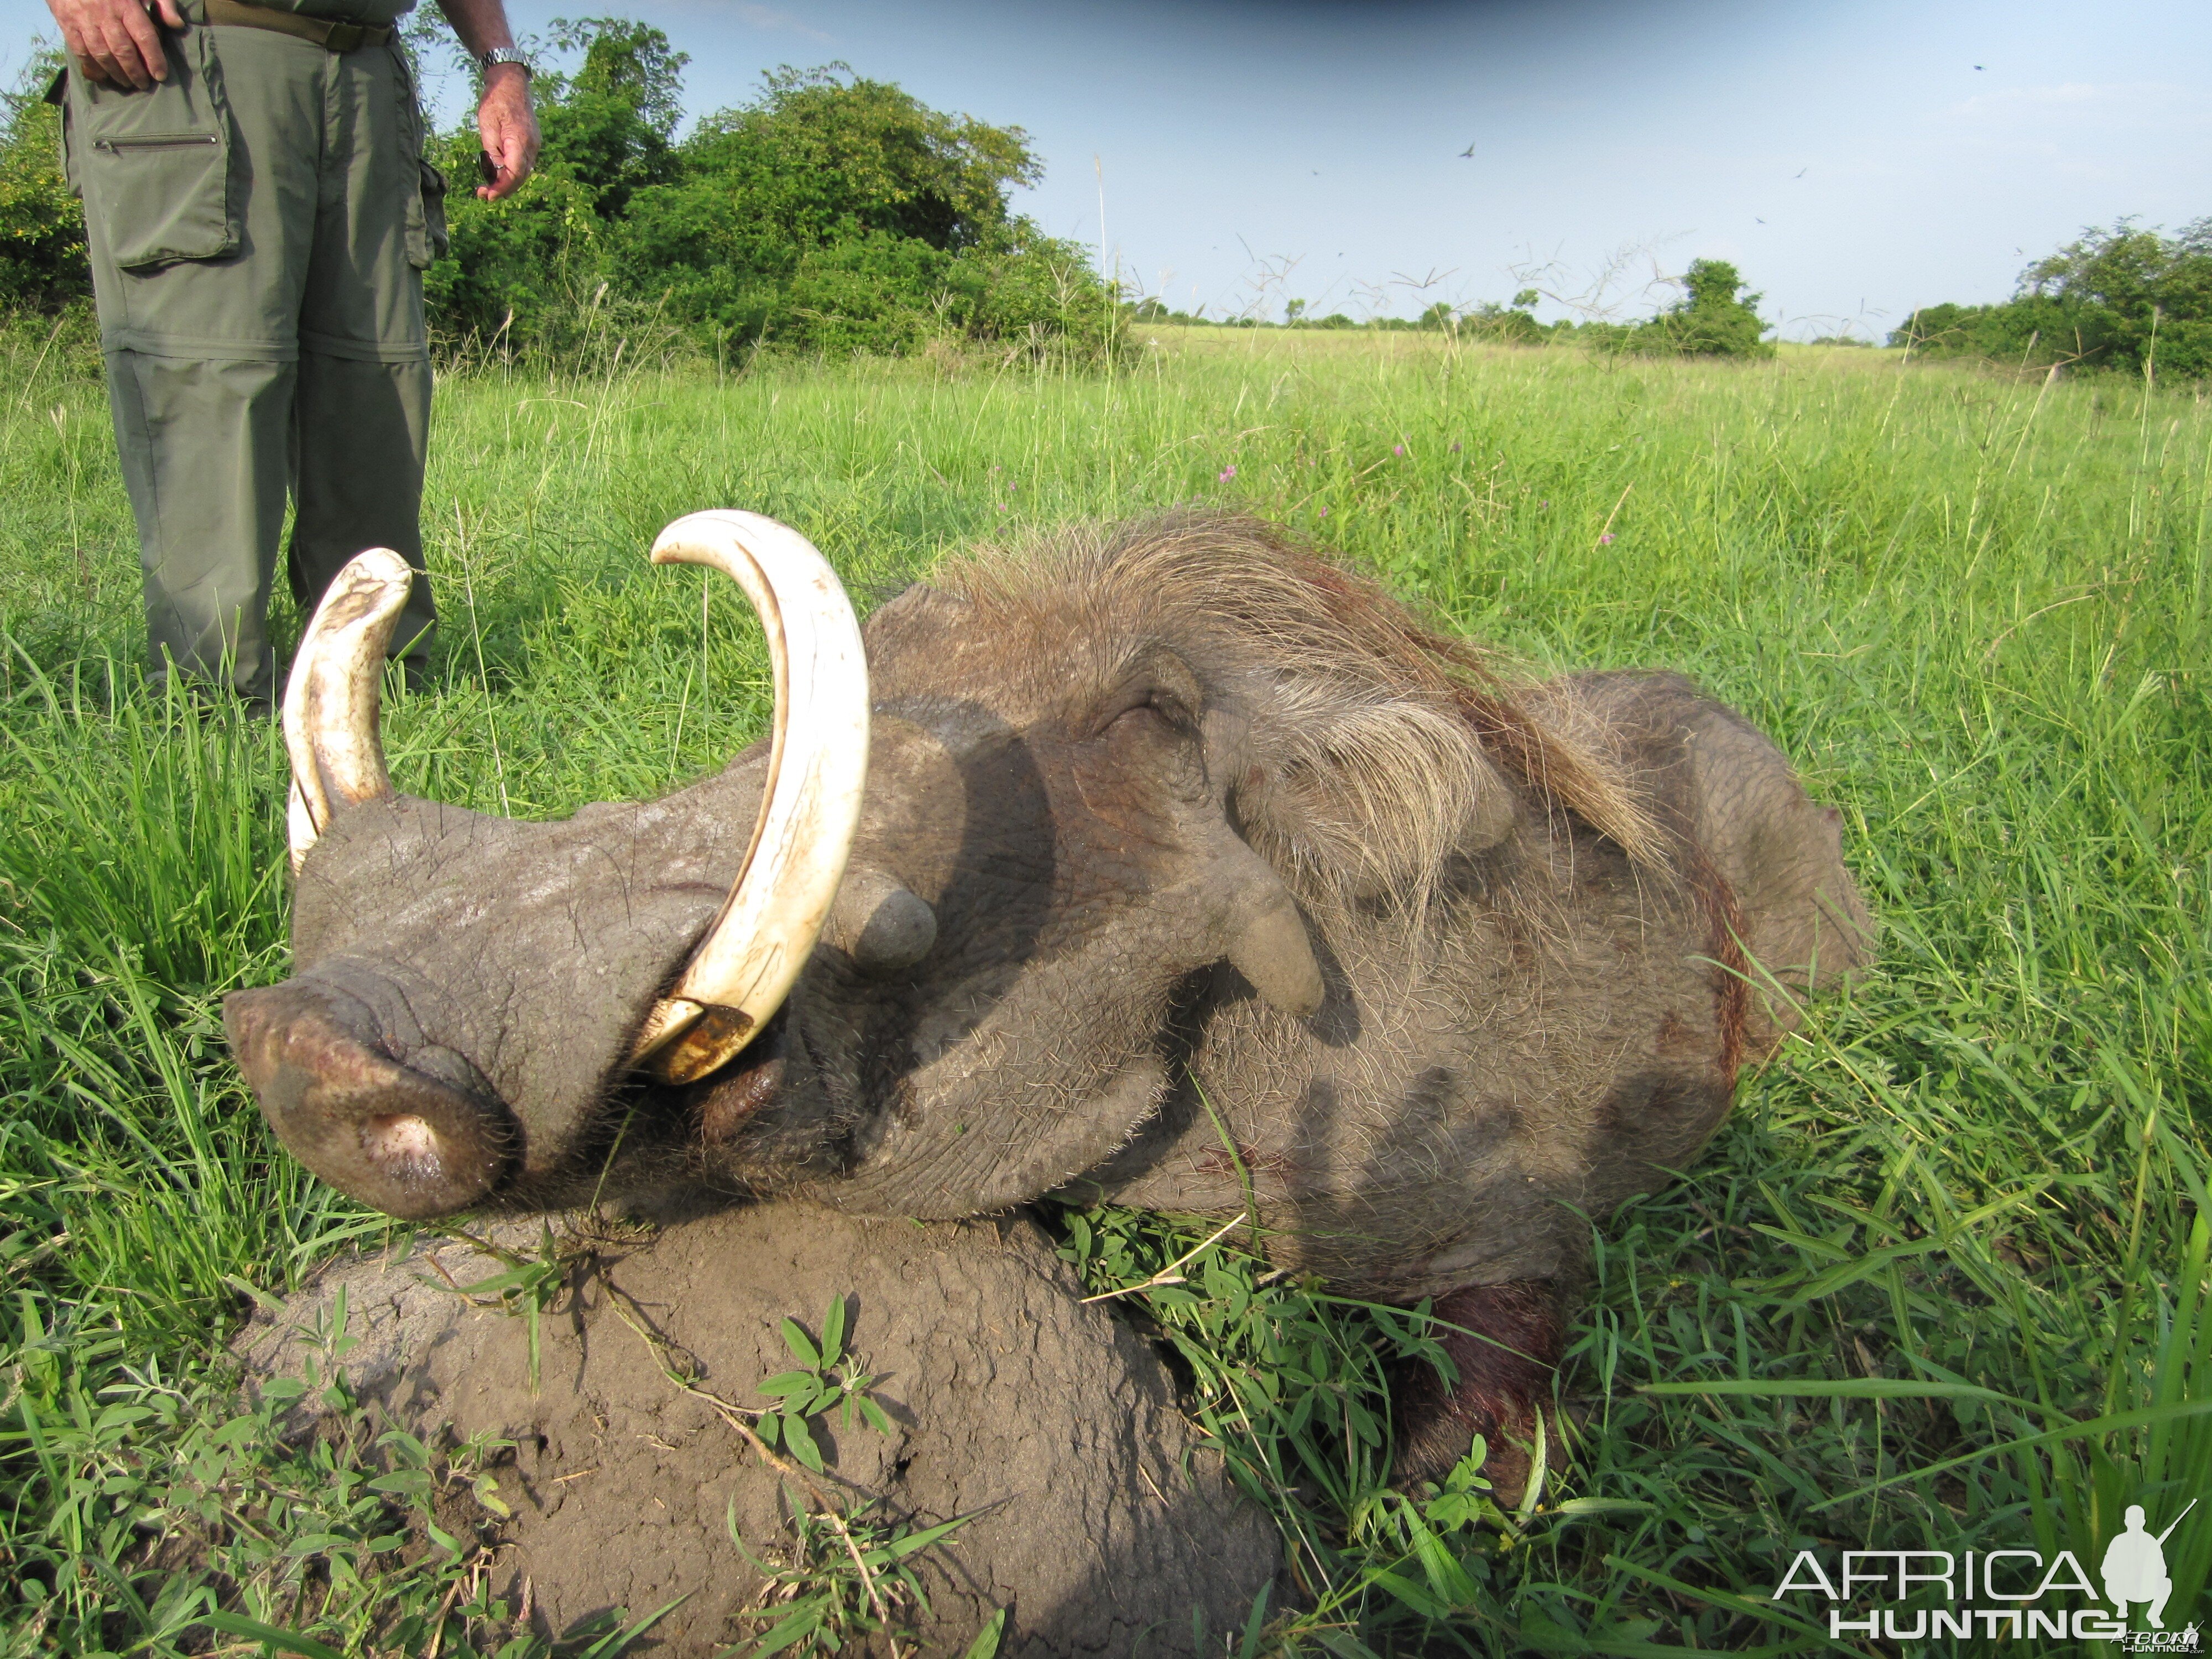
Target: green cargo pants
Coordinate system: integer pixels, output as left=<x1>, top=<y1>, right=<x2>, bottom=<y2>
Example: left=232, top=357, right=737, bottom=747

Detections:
left=60, top=11, right=446, bottom=703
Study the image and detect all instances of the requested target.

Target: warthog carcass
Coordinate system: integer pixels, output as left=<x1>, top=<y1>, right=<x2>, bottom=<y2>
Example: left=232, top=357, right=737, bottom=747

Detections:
left=227, top=509, right=1872, bottom=1485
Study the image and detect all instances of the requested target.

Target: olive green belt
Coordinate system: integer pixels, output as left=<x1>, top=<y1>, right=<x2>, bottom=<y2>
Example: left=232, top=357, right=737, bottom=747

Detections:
left=201, top=0, right=395, bottom=53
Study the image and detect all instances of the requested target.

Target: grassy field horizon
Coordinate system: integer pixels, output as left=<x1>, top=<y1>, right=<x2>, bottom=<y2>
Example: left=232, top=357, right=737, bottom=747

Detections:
left=2, top=327, right=2207, bottom=1654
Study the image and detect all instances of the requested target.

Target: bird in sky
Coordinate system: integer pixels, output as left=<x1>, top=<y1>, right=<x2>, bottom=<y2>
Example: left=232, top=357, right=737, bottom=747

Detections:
left=1755, top=217, right=1766, bottom=224
left=1459, top=142, right=1477, bottom=159
left=1794, top=168, right=1808, bottom=179
left=1975, top=64, right=1985, bottom=70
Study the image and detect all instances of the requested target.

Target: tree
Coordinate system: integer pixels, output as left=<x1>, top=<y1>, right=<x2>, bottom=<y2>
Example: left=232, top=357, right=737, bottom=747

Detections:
left=606, top=60, right=1094, bottom=354
left=534, top=17, right=687, bottom=218
left=1457, top=290, right=1544, bottom=347
left=1631, top=258, right=1773, bottom=358
left=415, top=29, right=1110, bottom=361
left=1891, top=221, right=2212, bottom=378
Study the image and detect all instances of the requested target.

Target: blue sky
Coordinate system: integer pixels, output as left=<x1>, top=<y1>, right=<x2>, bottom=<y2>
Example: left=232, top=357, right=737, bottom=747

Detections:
left=8, top=0, right=2205, bottom=338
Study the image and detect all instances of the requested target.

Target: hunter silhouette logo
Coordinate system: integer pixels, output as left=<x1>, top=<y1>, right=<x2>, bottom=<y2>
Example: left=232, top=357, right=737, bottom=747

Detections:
left=2104, top=1501, right=2191, bottom=1629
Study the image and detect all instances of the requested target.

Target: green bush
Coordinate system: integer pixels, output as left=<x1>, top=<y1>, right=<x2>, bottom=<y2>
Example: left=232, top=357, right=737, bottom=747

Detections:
left=0, top=49, right=85, bottom=314
left=1628, top=258, right=1775, bottom=358
left=1892, top=219, right=2212, bottom=378
left=430, top=37, right=1113, bottom=363
left=1457, top=293, right=1546, bottom=346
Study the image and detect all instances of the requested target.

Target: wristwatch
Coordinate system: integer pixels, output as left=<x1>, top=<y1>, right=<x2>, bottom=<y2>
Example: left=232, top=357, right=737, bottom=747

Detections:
left=479, top=47, right=533, bottom=77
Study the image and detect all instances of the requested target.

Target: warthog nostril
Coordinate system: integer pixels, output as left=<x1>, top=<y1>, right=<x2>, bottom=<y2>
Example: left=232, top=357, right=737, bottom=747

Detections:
left=362, top=1113, right=441, bottom=1171
left=224, top=980, right=513, bottom=1220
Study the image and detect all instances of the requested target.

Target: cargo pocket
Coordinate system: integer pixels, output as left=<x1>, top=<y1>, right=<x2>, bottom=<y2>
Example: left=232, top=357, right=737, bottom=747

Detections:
left=74, top=30, right=237, bottom=268
left=407, top=158, right=450, bottom=269
left=392, top=47, right=447, bottom=270
left=43, top=68, right=79, bottom=199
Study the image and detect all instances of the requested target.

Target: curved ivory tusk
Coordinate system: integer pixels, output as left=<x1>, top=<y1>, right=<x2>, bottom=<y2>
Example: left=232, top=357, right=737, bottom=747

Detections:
left=629, top=512, right=870, bottom=1084
left=284, top=548, right=414, bottom=873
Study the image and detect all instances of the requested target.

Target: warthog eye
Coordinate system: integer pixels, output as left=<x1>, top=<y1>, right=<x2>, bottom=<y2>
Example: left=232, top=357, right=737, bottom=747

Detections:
left=1088, top=646, right=1204, bottom=737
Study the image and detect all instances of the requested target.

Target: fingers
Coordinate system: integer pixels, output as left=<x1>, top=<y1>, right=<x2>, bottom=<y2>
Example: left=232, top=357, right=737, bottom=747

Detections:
left=57, top=27, right=116, bottom=86
left=112, top=0, right=169, bottom=85
left=474, top=131, right=514, bottom=202
left=154, top=0, right=185, bottom=26
left=94, top=22, right=153, bottom=88
left=63, top=0, right=169, bottom=88
left=76, top=16, right=143, bottom=88
left=473, top=77, right=539, bottom=201
left=512, top=119, right=541, bottom=182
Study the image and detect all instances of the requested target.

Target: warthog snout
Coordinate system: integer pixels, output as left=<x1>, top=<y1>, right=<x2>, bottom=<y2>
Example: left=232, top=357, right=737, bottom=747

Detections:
left=226, top=979, right=514, bottom=1219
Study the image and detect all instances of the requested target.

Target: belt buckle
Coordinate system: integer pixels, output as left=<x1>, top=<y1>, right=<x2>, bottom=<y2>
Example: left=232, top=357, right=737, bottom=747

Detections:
left=325, top=20, right=363, bottom=51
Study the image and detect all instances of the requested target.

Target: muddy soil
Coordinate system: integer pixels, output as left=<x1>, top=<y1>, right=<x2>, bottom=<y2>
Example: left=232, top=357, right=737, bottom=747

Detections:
left=237, top=1202, right=1280, bottom=1656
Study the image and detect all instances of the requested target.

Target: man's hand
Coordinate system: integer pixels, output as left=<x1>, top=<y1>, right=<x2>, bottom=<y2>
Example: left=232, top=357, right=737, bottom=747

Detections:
left=435, top=0, right=536, bottom=200
left=474, top=61, right=538, bottom=201
left=46, top=0, right=186, bottom=90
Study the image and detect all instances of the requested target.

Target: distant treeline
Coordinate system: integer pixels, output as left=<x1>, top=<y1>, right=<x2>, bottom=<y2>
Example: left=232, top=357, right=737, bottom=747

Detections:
left=0, top=18, right=1114, bottom=364
left=8, top=29, right=2189, bottom=381
left=1141, top=260, right=1780, bottom=360
left=1891, top=221, right=2209, bottom=378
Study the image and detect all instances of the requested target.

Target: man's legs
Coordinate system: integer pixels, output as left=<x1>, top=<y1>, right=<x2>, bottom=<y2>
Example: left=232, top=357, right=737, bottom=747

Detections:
left=291, top=39, right=436, bottom=676
left=107, top=351, right=294, bottom=701
left=71, top=23, right=317, bottom=704
left=290, top=356, right=432, bottom=671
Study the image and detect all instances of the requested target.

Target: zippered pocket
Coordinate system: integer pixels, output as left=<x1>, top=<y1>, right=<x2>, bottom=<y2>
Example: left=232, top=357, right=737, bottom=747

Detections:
left=72, top=31, right=237, bottom=268
left=96, top=134, right=220, bottom=153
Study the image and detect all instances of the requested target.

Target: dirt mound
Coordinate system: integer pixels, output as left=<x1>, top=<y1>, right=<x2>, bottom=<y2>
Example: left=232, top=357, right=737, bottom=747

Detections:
left=237, top=1203, right=1280, bottom=1656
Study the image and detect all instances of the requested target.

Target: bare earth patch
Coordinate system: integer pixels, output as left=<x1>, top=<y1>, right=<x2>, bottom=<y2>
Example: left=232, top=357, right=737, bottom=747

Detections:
left=236, top=1202, right=1281, bottom=1655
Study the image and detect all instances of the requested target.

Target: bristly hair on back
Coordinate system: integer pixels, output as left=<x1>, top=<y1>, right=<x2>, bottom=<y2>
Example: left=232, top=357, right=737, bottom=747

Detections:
left=935, top=512, right=1669, bottom=904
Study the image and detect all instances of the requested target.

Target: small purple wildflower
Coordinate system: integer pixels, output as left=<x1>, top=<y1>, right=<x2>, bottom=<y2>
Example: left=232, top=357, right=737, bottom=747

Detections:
left=1450, top=442, right=1462, bottom=453
left=1218, top=465, right=1237, bottom=482
left=1599, top=532, right=1615, bottom=545
left=1318, top=505, right=1329, bottom=517
left=1393, top=444, right=1405, bottom=456
left=1540, top=498, right=1551, bottom=507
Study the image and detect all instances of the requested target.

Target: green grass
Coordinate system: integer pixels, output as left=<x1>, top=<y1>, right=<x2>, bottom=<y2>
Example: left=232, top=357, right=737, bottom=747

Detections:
left=1, top=317, right=2207, bottom=1653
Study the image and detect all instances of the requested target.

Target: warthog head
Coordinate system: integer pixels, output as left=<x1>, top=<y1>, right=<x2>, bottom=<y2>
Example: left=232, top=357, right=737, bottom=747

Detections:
left=227, top=511, right=1386, bottom=1222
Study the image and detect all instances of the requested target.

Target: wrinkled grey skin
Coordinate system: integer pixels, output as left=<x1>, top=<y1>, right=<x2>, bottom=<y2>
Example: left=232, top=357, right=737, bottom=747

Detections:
left=228, top=524, right=1872, bottom=1329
